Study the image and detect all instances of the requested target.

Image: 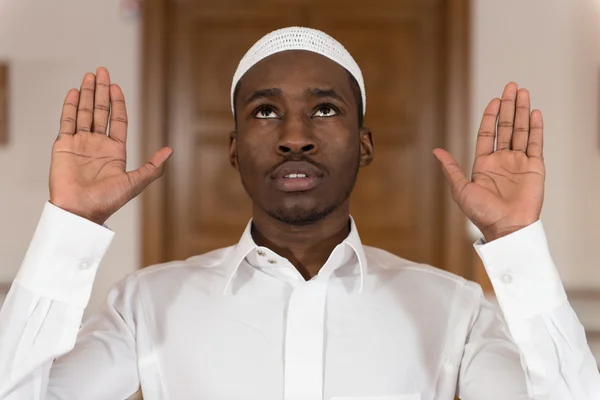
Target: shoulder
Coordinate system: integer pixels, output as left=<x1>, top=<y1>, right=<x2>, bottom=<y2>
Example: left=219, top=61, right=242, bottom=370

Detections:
left=129, top=246, right=235, bottom=289
left=363, top=245, right=483, bottom=297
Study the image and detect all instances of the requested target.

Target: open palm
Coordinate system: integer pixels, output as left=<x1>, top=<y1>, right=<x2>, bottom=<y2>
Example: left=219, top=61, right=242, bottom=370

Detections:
left=434, top=83, right=545, bottom=241
left=50, top=68, right=172, bottom=225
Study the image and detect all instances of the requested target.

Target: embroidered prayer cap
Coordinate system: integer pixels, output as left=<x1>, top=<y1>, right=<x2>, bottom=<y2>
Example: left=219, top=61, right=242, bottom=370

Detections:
left=230, top=26, right=366, bottom=116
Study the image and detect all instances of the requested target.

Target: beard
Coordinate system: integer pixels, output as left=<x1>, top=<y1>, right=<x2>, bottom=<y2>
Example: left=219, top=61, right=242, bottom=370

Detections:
left=266, top=202, right=339, bottom=226
left=262, top=163, right=359, bottom=226
left=237, top=149, right=361, bottom=226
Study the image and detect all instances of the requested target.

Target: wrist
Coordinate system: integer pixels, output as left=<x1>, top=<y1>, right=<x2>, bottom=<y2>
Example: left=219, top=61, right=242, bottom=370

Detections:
left=481, top=220, right=539, bottom=242
left=48, top=200, right=107, bottom=226
left=482, top=226, right=524, bottom=242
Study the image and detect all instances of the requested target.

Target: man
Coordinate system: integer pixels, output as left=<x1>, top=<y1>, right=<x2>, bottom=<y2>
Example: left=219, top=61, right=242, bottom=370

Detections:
left=0, top=27, right=598, bottom=400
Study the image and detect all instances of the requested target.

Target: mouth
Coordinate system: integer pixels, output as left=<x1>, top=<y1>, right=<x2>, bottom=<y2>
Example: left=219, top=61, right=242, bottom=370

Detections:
left=271, top=161, right=324, bottom=192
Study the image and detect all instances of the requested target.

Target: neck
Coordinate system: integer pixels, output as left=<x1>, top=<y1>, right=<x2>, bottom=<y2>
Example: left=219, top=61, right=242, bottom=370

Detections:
left=250, top=204, right=351, bottom=280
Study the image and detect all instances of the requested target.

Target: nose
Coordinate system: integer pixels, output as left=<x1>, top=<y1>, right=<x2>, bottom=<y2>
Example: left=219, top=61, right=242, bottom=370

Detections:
left=276, top=116, right=318, bottom=155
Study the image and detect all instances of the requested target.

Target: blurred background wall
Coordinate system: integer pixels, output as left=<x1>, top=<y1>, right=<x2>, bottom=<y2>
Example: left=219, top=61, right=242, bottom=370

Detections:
left=0, top=0, right=598, bottom=348
left=470, top=0, right=600, bottom=356
left=471, top=0, right=600, bottom=290
left=0, top=0, right=142, bottom=313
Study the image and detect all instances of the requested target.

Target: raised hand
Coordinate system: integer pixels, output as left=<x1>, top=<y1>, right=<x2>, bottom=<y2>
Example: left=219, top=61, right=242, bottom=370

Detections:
left=433, top=82, right=545, bottom=242
left=50, top=67, right=172, bottom=225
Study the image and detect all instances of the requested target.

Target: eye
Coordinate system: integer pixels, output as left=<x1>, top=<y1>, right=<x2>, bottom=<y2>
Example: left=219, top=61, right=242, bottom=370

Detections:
left=254, top=106, right=280, bottom=119
left=312, top=105, right=338, bottom=118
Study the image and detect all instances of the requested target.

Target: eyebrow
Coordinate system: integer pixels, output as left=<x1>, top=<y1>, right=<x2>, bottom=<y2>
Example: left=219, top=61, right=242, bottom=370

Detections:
left=244, top=88, right=283, bottom=107
left=243, top=86, right=347, bottom=108
left=302, top=88, right=346, bottom=105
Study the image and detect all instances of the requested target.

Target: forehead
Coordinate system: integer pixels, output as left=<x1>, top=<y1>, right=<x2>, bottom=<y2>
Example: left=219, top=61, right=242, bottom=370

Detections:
left=237, top=50, right=352, bottom=94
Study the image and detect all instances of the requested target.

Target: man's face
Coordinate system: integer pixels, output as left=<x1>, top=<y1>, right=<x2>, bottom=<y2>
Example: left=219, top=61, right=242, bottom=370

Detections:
left=229, top=50, right=374, bottom=225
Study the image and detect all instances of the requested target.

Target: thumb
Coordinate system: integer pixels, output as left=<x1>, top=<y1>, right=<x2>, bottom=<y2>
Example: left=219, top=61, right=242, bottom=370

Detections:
left=432, top=148, right=470, bottom=199
left=126, top=146, right=173, bottom=196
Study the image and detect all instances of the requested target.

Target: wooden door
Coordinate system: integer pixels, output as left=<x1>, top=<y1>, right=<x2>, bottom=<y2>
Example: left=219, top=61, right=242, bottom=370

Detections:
left=142, top=0, right=472, bottom=275
left=166, top=1, right=304, bottom=259
left=307, top=1, right=445, bottom=266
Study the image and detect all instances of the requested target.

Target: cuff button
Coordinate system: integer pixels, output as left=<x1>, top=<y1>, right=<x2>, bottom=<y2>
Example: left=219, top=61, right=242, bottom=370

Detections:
left=79, top=261, right=91, bottom=270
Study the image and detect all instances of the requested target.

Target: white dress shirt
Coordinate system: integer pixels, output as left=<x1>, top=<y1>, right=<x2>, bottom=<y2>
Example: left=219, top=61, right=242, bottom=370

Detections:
left=0, top=202, right=599, bottom=400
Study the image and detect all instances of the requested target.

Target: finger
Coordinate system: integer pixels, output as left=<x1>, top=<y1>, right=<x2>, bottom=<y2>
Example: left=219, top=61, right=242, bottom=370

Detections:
left=527, top=109, right=544, bottom=158
left=92, top=67, right=111, bottom=134
left=474, top=98, right=500, bottom=158
left=496, top=82, right=518, bottom=151
left=126, top=147, right=173, bottom=196
left=58, top=89, right=80, bottom=137
left=511, top=88, right=530, bottom=152
left=77, top=73, right=96, bottom=133
left=108, top=84, right=128, bottom=144
left=432, top=148, right=470, bottom=200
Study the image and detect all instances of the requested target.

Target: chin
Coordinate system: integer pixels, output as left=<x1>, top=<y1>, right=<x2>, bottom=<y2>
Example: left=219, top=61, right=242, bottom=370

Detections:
left=266, top=204, right=337, bottom=226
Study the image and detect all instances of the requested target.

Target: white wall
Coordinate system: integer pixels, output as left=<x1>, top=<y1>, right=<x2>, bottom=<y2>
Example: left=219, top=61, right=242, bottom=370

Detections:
left=471, top=0, right=600, bottom=289
left=0, top=0, right=141, bottom=316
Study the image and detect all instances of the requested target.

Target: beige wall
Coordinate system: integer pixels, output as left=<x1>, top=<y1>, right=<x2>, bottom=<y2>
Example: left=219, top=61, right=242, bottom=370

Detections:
left=0, top=0, right=141, bottom=316
left=0, top=0, right=599, bottom=316
left=471, top=0, right=600, bottom=289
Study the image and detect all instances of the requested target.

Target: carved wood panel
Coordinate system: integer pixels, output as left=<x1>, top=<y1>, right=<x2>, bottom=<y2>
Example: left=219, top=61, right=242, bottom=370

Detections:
left=308, top=4, right=445, bottom=264
left=167, top=4, right=305, bottom=257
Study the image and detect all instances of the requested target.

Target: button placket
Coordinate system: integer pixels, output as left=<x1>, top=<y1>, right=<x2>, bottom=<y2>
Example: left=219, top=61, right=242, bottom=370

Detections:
left=284, top=280, right=328, bottom=400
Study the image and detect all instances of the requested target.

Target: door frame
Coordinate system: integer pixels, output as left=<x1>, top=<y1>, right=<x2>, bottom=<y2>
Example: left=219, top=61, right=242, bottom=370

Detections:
left=140, top=0, right=473, bottom=278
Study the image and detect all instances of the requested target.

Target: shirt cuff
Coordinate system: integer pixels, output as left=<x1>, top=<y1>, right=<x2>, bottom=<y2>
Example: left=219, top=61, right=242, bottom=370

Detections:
left=474, top=220, right=567, bottom=320
left=14, top=202, right=115, bottom=308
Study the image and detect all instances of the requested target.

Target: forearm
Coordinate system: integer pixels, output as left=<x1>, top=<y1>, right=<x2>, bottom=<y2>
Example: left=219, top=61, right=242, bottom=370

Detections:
left=475, top=221, right=600, bottom=399
left=0, top=202, right=114, bottom=398
left=0, top=286, right=84, bottom=398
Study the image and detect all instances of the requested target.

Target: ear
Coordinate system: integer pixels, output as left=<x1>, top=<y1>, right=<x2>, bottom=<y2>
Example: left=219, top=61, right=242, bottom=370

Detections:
left=229, top=130, right=239, bottom=171
left=359, top=127, right=374, bottom=167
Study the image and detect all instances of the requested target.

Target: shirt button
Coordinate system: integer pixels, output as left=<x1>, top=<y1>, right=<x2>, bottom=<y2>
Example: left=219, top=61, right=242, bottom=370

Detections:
left=501, top=274, right=512, bottom=284
left=267, top=258, right=277, bottom=264
left=257, top=250, right=266, bottom=257
left=79, top=261, right=91, bottom=270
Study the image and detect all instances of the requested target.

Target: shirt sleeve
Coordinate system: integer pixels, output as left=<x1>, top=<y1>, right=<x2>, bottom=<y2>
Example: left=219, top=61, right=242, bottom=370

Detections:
left=466, top=220, right=600, bottom=399
left=0, top=202, right=120, bottom=399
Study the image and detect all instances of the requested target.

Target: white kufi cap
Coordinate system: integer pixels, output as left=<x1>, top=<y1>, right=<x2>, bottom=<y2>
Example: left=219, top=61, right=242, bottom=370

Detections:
left=231, top=27, right=366, bottom=116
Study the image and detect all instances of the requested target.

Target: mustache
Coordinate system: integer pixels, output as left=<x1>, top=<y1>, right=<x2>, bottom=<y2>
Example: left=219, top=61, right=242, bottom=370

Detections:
left=267, top=155, right=328, bottom=176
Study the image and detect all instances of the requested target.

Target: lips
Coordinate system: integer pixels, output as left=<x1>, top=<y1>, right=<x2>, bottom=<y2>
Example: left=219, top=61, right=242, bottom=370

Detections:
left=270, top=161, right=324, bottom=192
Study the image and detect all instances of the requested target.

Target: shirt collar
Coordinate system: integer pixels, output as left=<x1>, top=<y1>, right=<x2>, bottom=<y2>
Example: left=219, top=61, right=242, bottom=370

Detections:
left=222, top=217, right=368, bottom=295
